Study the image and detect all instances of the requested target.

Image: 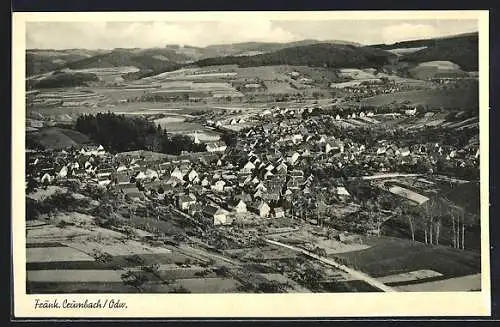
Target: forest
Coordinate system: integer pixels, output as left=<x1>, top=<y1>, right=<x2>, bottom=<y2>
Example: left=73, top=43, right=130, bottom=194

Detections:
left=74, top=112, right=206, bottom=155
left=195, top=44, right=395, bottom=69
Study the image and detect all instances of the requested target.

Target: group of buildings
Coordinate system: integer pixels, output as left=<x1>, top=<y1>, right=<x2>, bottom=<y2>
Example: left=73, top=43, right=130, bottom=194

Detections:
left=26, top=102, right=479, bottom=229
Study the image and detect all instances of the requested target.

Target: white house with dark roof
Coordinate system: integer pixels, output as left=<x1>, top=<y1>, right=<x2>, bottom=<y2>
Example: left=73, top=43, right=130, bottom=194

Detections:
left=170, top=167, right=184, bottom=180
left=229, top=199, right=247, bottom=213
left=241, top=161, right=256, bottom=173
left=203, top=205, right=230, bottom=226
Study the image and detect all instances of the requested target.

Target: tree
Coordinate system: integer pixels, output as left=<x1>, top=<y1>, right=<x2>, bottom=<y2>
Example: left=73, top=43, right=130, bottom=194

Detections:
left=364, top=200, right=382, bottom=236
left=315, top=193, right=328, bottom=227
left=300, top=265, right=323, bottom=291
left=395, top=205, right=415, bottom=241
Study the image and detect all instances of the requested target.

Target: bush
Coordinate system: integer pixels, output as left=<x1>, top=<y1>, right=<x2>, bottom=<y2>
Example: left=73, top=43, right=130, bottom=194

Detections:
left=213, top=266, right=231, bottom=277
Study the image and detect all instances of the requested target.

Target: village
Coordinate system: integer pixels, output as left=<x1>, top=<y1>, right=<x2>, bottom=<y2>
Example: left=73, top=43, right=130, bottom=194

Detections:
left=27, top=103, right=479, bottom=225
left=24, top=95, right=483, bottom=294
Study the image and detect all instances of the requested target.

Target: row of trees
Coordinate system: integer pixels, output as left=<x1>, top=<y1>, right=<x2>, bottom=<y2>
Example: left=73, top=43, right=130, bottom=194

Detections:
left=75, top=112, right=206, bottom=155
left=379, top=197, right=473, bottom=250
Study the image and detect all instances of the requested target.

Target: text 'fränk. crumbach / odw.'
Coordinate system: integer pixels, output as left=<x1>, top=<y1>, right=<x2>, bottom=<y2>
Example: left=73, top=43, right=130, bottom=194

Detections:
left=34, top=298, right=127, bottom=309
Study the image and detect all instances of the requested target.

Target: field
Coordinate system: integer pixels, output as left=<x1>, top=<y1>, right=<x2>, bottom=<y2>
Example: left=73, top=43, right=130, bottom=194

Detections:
left=359, top=83, right=479, bottom=110
left=25, top=210, right=244, bottom=293
left=26, top=127, right=90, bottom=150
left=334, top=236, right=481, bottom=291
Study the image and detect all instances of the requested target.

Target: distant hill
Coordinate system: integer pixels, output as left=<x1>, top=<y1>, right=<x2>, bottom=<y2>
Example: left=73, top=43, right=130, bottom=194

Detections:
left=65, top=48, right=189, bottom=74
left=162, top=39, right=362, bottom=59
left=372, top=32, right=478, bottom=71
left=26, top=49, right=110, bottom=76
left=201, top=39, right=361, bottom=57
left=27, top=39, right=365, bottom=77
left=27, top=71, right=99, bottom=89
left=194, top=43, right=396, bottom=69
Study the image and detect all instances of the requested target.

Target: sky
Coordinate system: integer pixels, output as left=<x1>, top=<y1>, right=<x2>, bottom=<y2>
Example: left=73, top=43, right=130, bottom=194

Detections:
left=26, top=19, right=479, bottom=49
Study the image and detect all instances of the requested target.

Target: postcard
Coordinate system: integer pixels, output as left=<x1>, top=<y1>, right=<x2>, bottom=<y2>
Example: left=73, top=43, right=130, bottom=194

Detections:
left=12, top=10, right=490, bottom=318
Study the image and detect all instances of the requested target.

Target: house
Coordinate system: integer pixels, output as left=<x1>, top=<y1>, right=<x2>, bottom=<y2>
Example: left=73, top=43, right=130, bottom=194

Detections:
left=325, top=143, right=333, bottom=154
left=116, top=165, right=128, bottom=172
left=178, top=194, right=196, bottom=211
left=201, top=177, right=210, bottom=187
left=276, top=162, right=288, bottom=173
left=144, top=169, right=159, bottom=180
left=263, top=191, right=280, bottom=202
left=255, top=182, right=268, bottom=192
left=405, top=108, right=417, bottom=116
left=206, top=141, right=227, bottom=153
left=292, top=134, right=303, bottom=143
left=212, top=180, right=226, bottom=192
left=229, top=199, right=247, bottom=213
left=273, top=207, right=285, bottom=218
left=265, top=163, right=275, bottom=171
left=188, top=169, right=199, bottom=182
left=134, top=171, right=147, bottom=180
left=336, top=186, right=351, bottom=200
left=57, top=165, right=68, bottom=178
left=253, top=201, right=271, bottom=218
left=203, top=205, right=230, bottom=226
left=241, top=161, right=256, bottom=173
left=239, top=175, right=252, bottom=187
left=400, top=147, right=411, bottom=157
left=254, top=189, right=264, bottom=199
left=158, top=162, right=171, bottom=174
left=264, top=170, right=274, bottom=179
left=288, top=152, right=300, bottom=165
left=40, top=173, right=53, bottom=184
left=98, top=175, right=112, bottom=187
left=287, top=178, right=302, bottom=191
left=170, top=167, right=184, bottom=180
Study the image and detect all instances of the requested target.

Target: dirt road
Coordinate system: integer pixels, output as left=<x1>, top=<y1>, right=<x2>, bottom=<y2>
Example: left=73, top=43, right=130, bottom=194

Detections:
left=264, top=239, right=398, bottom=292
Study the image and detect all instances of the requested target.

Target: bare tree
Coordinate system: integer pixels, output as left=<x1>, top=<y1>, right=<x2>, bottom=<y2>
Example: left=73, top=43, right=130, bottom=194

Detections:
left=451, top=211, right=457, bottom=248
left=396, top=205, right=415, bottom=241
left=435, top=217, right=441, bottom=245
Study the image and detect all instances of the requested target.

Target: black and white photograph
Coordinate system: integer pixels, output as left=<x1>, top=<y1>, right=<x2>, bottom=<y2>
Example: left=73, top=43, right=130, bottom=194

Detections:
left=12, top=10, right=490, bottom=317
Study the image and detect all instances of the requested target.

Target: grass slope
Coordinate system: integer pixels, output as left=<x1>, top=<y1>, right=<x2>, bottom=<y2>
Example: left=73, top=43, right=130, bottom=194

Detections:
left=372, top=33, right=478, bottom=71
left=359, top=81, right=479, bottom=110
left=26, top=127, right=91, bottom=150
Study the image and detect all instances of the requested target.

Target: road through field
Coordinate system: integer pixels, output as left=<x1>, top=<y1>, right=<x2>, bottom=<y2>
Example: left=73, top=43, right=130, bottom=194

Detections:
left=264, top=239, right=398, bottom=292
